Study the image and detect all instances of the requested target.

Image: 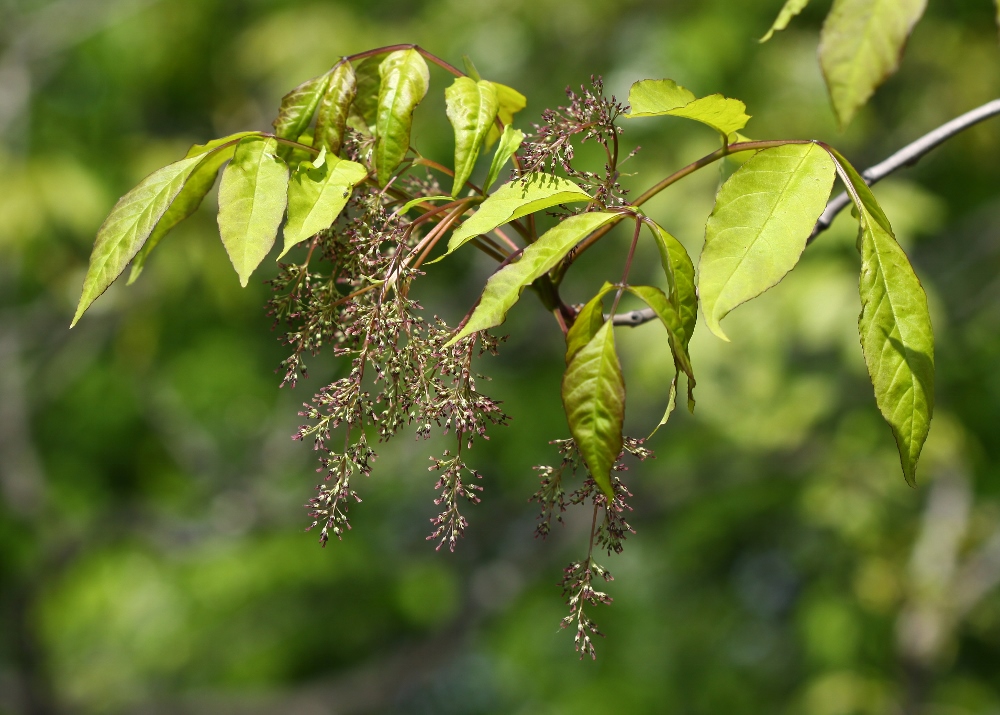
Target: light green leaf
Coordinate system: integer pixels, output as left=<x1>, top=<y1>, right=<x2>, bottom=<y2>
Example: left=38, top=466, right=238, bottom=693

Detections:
left=72, top=153, right=206, bottom=326
left=485, top=82, right=527, bottom=147
left=128, top=131, right=257, bottom=285
left=566, top=282, right=616, bottom=364
left=281, top=154, right=367, bottom=257
left=439, top=173, right=590, bottom=261
left=760, top=0, right=811, bottom=42
left=625, top=79, right=750, bottom=139
left=461, top=55, right=482, bottom=82
left=484, top=125, right=523, bottom=192
left=645, top=221, right=696, bottom=346
left=353, top=55, right=384, bottom=128
left=562, top=321, right=625, bottom=501
left=394, top=195, right=453, bottom=217
left=315, top=61, right=357, bottom=157
left=217, top=136, right=289, bottom=287
left=375, top=49, right=430, bottom=186
left=273, top=71, right=331, bottom=159
left=819, top=0, right=928, bottom=128
left=699, top=143, right=835, bottom=341
left=447, top=212, right=618, bottom=345
left=625, top=285, right=693, bottom=383
left=649, top=375, right=678, bottom=438
left=445, top=77, right=500, bottom=197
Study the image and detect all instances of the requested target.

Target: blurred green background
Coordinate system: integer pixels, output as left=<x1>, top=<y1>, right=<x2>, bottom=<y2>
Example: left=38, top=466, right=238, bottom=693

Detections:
left=2, top=0, right=1000, bottom=713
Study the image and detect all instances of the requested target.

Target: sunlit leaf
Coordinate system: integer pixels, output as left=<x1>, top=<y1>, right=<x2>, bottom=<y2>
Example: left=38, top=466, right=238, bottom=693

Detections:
left=273, top=71, right=331, bottom=159
left=439, top=173, right=590, bottom=261
left=72, top=153, right=205, bottom=326
left=394, top=195, right=453, bottom=217
left=625, top=79, right=750, bottom=138
left=128, top=131, right=257, bottom=285
left=461, top=55, right=482, bottom=82
left=566, top=282, right=616, bottom=364
left=375, top=49, right=429, bottom=186
left=353, top=55, right=385, bottom=128
left=485, top=82, right=527, bottom=147
left=625, top=285, right=693, bottom=384
left=819, top=0, right=928, bottom=127
left=315, top=61, right=357, bottom=157
left=445, top=77, right=500, bottom=197
left=484, top=125, right=524, bottom=192
left=447, top=212, right=618, bottom=344
left=281, top=151, right=367, bottom=257
left=217, top=136, right=289, bottom=287
left=645, top=220, right=696, bottom=346
left=562, top=321, right=624, bottom=501
left=760, top=0, right=811, bottom=42
left=649, top=375, right=678, bottom=438
left=699, top=143, right=835, bottom=341
left=832, top=149, right=934, bottom=485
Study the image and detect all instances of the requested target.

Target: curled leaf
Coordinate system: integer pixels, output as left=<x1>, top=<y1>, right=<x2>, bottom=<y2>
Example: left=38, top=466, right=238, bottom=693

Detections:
left=760, top=0, right=811, bottom=42
left=375, top=49, right=430, bottom=186
left=484, top=124, right=524, bottom=192
left=315, top=61, right=357, bottom=157
left=445, top=77, right=500, bottom=197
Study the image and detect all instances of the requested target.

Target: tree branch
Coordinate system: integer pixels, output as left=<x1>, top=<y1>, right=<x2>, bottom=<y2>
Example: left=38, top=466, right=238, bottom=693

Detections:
left=613, top=99, right=1000, bottom=328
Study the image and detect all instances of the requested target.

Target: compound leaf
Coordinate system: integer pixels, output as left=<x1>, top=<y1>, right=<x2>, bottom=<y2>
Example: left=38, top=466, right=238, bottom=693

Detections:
left=566, top=282, right=616, bottom=364
left=819, top=0, right=928, bottom=127
left=485, top=82, right=527, bottom=147
left=484, top=124, right=524, bottom=192
left=439, top=173, right=590, bottom=261
left=562, top=321, right=625, bottom=501
left=445, top=77, right=500, bottom=197
left=760, top=0, right=811, bottom=42
left=699, top=143, right=835, bottom=341
left=72, top=152, right=206, bottom=326
left=626, top=79, right=750, bottom=138
left=282, top=151, right=367, bottom=257
left=217, top=136, right=289, bottom=287
left=315, top=61, right=357, bottom=157
left=375, top=49, right=429, bottom=187
left=447, top=212, right=618, bottom=344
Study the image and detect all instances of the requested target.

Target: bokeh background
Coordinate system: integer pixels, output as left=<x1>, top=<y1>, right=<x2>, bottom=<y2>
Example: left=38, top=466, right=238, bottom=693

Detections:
left=2, top=0, right=1000, bottom=713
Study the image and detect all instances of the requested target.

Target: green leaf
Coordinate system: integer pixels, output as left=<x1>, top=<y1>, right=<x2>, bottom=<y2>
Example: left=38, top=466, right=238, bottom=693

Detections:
left=485, top=82, right=527, bottom=147
left=649, top=375, right=678, bottom=438
left=72, top=153, right=206, bottom=326
left=352, top=55, right=385, bottom=128
left=281, top=151, right=367, bottom=258
left=819, top=0, right=928, bottom=128
left=624, top=285, right=694, bottom=385
left=375, top=49, right=430, bottom=187
left=439, top=173, right=590, bottom=261
left=484, top=125, right=523, bottom=192
left=128, top=131, right=257, bottom=285
left=566, top=282, right=616, bottom=364
left=645, top=221, right=696, bottom=346
left=447, top=212, right=618, bottom=344
left=461, top=55, right=482, bottom=82
left=445, top=77, right=500, bottom=198
left=273, top=71, right=331, bottom=159
left=315, top=61, right=357, bottom=157
left=699, top=143, right=835, bottom=341
left=394, top=195, right=453, bottom=217
left=217, top=136, right=289, bottom=287
left=562, top=321, right=625, bottom=501
left=760, top=0, right=811, bottom=42
left=625, top=79, right=750, bottom=139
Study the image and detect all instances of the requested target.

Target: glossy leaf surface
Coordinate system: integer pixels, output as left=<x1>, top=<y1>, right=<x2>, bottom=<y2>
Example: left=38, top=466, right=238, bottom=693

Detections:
left=445, top=77, right=500, bottom=197
left=562, top=321, right=624, bottom=501
left=448, top=212, right=617, bottom=344
left=625, top=285, right=693, bottom=381
left=441, top=174, right=590, bottom=260
left=646, top=221, right=697, bottom=346
left=217, top=136, right=289, bottom=287
left=375, top=49, right=429, bottom=186
left=273, top=71, right=330, bottom=146
left=760, top=0, right=811, bottom=41
left=353, top=55, right=384, bottom=127
left=485, top=82, right=527, bottom=147
left=282, top=152, right=367, bottom=257
left=315, top=61, right=357, bottom=157
left=565, top=282, right=615, bottom=364
left=699, top=143, right=835, bottom=341
left=819, top=0, right=928, bottom=127
left=626, top=79, right=750, bottom=138
left=484, top=125, right=523, bottom=192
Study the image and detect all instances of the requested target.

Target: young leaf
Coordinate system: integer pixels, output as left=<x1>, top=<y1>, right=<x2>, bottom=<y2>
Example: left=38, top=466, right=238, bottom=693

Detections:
left=485, top=82, right=527, bottom=147
left=439, top=173, right=590, bottom=261
left=393, top=195, right=454, bottom=217
left=624, top=285, right=693, bottom=381
left=625, top=79, right=750, bottom=139
left=819, top=0, right=928, bottom=128
left=315, top=61, right=357, bottom=157
left=760, top=0, right=811, bottom=42
left=829, top=150, right=934, bottom=485
left=445, top=77, right=500, bottom=197
left=698, top=143, right=835, bottom=341
left=645, top=221, right=696, bottom=346
left=281, top=152, right=367, bottom=257
left=128, top=131, right=257, bottom=284
left=217, top=136, right=289, bottom=287
left=484, top=125, right=524, bottom=192
left=375, top=49, right=430, bottom=186
left=461, top=55, right=482, bottom=82
left=562, top=321, right=625, bottom=502
left=650, top=375, right=678, bottom=437
left=566, top=282, right=616, bottom=364
left=447, top=212, right=618, bottom=345
left=273, top=71, right=331, bottom=149
left=72, top=153, right=205, bottom=326
left=352, top=55, right=385, bottom=128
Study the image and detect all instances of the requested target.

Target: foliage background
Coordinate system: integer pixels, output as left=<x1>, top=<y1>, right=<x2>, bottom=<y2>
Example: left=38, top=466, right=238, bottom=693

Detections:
left=2, top=0, right=1000, bottom=712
